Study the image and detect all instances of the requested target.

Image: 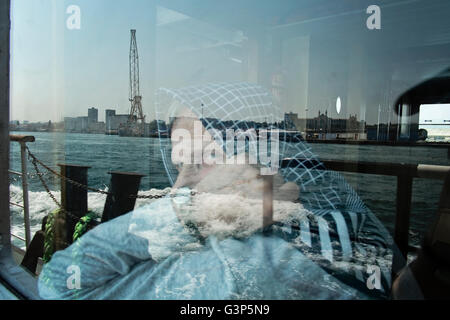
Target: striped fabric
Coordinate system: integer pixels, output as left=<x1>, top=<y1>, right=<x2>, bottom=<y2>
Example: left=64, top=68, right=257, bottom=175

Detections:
left=271, top=210, right=392, bottom=298
left=278, top=135, right=393, bottom=297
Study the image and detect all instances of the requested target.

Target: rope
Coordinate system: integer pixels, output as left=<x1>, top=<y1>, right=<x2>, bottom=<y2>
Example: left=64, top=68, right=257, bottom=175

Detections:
left=73, top=211, right=97, bottom=242
left=42, top=212, right=54, bottom=263
left=42, top=209, right=61, bottom=263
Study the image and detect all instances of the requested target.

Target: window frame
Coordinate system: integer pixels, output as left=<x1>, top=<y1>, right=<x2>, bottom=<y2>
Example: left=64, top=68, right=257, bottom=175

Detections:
left=1, top=0, right=449, bottom=300
left=0, top=0, right=40, bottom=300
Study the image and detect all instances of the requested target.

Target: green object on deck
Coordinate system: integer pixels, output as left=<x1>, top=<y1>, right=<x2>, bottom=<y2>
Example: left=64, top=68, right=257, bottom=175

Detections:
left=43, top=209, right=98, bottom=264
left=73, top=211, right=97, bottom=242
left=43, top=209, right=59, bottom=263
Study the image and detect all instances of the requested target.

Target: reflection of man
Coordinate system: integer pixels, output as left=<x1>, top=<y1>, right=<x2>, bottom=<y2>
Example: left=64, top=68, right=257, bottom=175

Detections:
left=38, top=109, right=369, bottom=299
left=38, top=83, right=396, bottom=300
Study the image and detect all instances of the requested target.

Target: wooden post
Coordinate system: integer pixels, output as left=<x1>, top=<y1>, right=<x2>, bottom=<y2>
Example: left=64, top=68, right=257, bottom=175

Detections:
left=58, top=164, right=90, bottom=245
left=102, top=171, right=145, bottom=223
left=262, top=175, right=274, bottom=232
left=392, top=174, right=413, bottom=277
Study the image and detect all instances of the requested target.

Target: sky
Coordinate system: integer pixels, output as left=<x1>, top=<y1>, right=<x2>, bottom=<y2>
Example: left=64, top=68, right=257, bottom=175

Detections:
left=11, top=0, right=157, bottom=122
left=10, top=0, right=246, bottom=123
left=419, top=104, right=450, bottom=125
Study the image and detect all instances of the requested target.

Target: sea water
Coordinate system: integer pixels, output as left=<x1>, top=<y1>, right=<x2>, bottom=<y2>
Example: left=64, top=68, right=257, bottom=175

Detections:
left=9, top=131, right=450, bottom=249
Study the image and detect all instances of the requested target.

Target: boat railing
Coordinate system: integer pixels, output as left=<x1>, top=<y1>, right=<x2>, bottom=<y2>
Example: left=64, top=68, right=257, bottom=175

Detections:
left=9, top=134, right=35, bottom=249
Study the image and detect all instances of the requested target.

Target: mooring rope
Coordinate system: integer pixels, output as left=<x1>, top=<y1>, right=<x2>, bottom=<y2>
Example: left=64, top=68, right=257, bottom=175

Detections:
left=42, top=209, right=57, bottom=263
left=72, top=211, right=97, bottom=243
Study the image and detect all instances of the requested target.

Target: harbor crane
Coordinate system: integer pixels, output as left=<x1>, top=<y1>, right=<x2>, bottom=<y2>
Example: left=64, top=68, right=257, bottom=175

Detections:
left=127, top=29, right=145, bottom=136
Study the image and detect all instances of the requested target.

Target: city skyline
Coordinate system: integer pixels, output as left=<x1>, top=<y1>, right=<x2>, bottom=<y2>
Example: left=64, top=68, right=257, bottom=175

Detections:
left=10, top=105, right=450, bottom=143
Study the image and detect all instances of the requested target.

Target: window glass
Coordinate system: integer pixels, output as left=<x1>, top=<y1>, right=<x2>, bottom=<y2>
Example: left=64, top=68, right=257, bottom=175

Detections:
left=8, top=0, right=450, bottom=299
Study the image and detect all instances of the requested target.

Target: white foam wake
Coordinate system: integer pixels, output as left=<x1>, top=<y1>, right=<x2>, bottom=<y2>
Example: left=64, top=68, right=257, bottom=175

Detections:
left=9, top=184, right=172, bottom=249
left=175, top=192, right=308, bottom=240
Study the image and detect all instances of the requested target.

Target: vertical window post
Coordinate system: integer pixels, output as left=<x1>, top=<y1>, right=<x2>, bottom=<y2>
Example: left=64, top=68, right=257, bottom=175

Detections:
left=0, top=0, right=10, bottom=251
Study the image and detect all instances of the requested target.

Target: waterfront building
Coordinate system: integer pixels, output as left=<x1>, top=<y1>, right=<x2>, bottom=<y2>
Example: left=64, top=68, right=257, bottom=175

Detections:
left=88, top=107, right=99, bottom=125
left=284, top=112, right=366, bottom=140
left=105, top=109, right=132, bottom=135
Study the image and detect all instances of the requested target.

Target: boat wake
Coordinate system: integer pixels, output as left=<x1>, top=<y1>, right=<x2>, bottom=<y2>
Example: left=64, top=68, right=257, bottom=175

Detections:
left=9, top=184, right=172, bottom=249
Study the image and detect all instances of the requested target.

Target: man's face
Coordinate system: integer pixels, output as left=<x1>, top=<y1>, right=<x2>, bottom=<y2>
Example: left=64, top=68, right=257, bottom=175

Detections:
left=170, top=109, right=220, bottom=189
left=170, top=108, right=299, bottom=202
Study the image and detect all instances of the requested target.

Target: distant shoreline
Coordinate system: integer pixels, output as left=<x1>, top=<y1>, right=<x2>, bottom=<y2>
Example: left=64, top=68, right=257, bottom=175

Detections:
left=10, top=130, right=450, bottom=149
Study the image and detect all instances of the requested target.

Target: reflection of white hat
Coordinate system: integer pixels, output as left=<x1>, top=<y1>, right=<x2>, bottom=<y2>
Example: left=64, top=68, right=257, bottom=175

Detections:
left=156, top=82, right=284, bottom=185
